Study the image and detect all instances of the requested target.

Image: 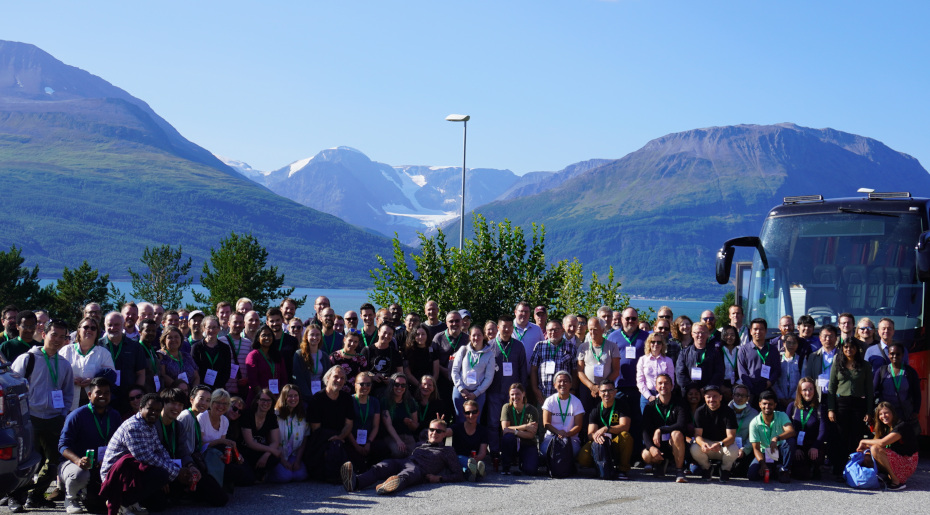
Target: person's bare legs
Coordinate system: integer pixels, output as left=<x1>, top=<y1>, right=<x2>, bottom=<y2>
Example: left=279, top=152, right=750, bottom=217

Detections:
left=869, top=444, right=900, bottom=485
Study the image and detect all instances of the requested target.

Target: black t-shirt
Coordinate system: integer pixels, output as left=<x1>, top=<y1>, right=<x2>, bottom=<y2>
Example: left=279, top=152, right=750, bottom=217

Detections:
left=308, top=390, right=356, bottom=432
left=424, top=321, right=447, bottom=341
left=404, top=344, right=437, bottom=381
left=587, top=402, right=626, bottom=430
left=889, top=421, right=918, bottom=456
left=362, top=345, right=403, bottom=376
left=693, top=405, right=737, bottom=442
left=383, top=397, right=417, bottom=436
left=241, top=408, right=279, bottom=445
left=451, top=422, right=488, bottom=456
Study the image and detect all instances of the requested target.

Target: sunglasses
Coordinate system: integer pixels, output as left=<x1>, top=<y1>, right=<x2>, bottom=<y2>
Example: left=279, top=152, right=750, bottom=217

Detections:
left=128, top=394, right=144, bottom=401
left=393, top=384, right=408, bottom=389
left=357, top=382, right=372, bottom=387
left=702, top=317, right=715, bottom=322
left=427, top=428, right=443, bottom=433
left=623, top=317, right=637, bottom=321
left=858, top=327, right=873, bottom=331
left=464, top=410, right=478, bottom=415
left=345, top=317, right=359, bottom=322
left=231, top=407, right=241, bottom=413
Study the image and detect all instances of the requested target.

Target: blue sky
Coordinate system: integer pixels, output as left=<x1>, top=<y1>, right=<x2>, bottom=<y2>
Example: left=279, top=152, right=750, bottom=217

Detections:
left=3, top=1, right=928, bottom=175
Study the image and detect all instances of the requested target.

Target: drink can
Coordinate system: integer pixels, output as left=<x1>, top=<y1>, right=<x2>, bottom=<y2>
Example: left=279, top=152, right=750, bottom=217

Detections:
left=190, top=477, right=198, bottom=491
left=763, top=469, right=770, bottom=483
left=86, top=449, right=95, bottom=463
left=223, top=447, right=232, bottom=464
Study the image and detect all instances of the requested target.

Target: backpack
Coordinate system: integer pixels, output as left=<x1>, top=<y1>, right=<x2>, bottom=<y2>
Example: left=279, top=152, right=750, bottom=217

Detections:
left=844, top=451, right=881, bottom=489
left=546, top=436, right=576, bottom=479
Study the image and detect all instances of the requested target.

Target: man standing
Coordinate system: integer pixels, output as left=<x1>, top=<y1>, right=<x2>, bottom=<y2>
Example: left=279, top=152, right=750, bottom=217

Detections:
left=606, top=307, right=647, bottom=456
left=530, top=321, right=577, bottom=404
left=675, top=324, right=724, bottom=396
left=393, top=312, right=419, bottom=352
left=356, top=304, right=378, bottom=348
left=690, top=385, right=739, bottom=481
left=865, top=318, right=909, bottom=370
left=770, top=315, right=796, bottom=353
left=184, top=310, right=205, bottom=353
left=433, top=310, right=467, bottom=408
left=243, top=310, right=262, bottom=343
left=99, top=312, right=146, bottom=414
left=153, top=304, right=165, bottom=326
left=422, top=300, right=446, bottom=340
left=319, top=307, right=343, bottom=355
left=343, top=310, right=359, bottom=331
left=737, top=318, right=781, bottom=400
left=121, top=302, right=140, bottom=341
left=235, top=297, right=253, bottom=315
left=220, top=311, right=251, bottom=395
left=748, top=391, right=796, bottom=483
left=70, top=303, right=102, bottom=343
left=513, top=301, right=544, bottom=369
left=388, top=303, right=404, bottom=329
left=596, top=307, right=613, bottom=337
left=309, top=296, right=331, bottom=328
left=266, top=307, right=299, bottom=379
left=486, top=314, right=527, bottom=458
left=796, top=315, right=821, bottom=356
left=0, top=310, right=39, bottom=363
left=215, top=301, right=232, bottom=337
left=533, top=306, right=548, bottom=330
left=837, top=312, right=864, bottom=354
left=137, top=319, right=162, bottom=393
left=1, top=304, right=19, bottom=344
left=280, top=298, right=298, bottom=328
left=699, top=310, right=720, bottom=344
left=9, top=319, right=74, bottom=512
left=728, top=305, right=749, bottom=346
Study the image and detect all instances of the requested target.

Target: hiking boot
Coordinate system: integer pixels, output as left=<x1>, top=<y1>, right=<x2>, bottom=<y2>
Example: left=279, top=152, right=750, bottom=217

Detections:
left=701, top=467, right=712, bottom=481
left=375, top=475, right=402, bottom=495
left=9, top=499, right=25, bottom=513
left=340, top=462, right=356, bottom=492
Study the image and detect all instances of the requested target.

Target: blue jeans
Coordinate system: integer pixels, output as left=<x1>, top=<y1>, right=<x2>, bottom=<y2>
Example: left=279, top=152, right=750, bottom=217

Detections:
left=452, top=388, right=487, bottom=423
left=485, top=392, right=507, bottom=454
left=748, top=438, right=796, bottom=480
left=500, top=432, right=539, bottom=475
left=640, top=395, right=651, bottom=413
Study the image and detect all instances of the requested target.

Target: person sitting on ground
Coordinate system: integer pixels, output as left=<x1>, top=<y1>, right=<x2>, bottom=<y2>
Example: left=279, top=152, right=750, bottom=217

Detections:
left=541, top=371, right=585, bottom=462
left=306, top=366, right=355, bottom=483
left=690, top=384, right=739, bottom=482
left=500, top=382, right=540, bottom=476
left=855, top=402, right=918, bottom=491
left=786, top=377, right=826, bottom=480
left=380, top=372, right=419, bottom=458
left=340, top=417, right=464, bottom=495
left=451, top=399, right=489, bottom=481
left=199, top=388, right=244, bottom=491
left=268, top=384, right=308, bottom=483
left=577, top=380, right=633, bottom=480
left=640, top=374, right=688, bottom=483
left=415, top=375, right=450, bottom=441
left=748, top=390, right=796, bottom=483
left=349, top=372, right=388, bottom=470
left=240, top=388, right=282, bottom=482
left=728, top=383, right=759, bottom=478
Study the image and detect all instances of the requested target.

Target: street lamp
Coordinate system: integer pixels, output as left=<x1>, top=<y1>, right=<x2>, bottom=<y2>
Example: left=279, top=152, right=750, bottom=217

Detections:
left=446, top=114, right=470, bottom=249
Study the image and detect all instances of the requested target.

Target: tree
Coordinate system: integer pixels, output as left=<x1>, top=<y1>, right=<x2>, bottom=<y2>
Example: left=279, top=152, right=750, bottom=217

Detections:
left=48, top=261, right=124, bottom=325
left=0, top=245, right=53, bottom=309
left=713, top=291, right=736, bottom=328
left=128, top=244, right=193, bottom=308
left=193, top=232, right=305, bottom=313
left=550, top=259, right=638, bottom=322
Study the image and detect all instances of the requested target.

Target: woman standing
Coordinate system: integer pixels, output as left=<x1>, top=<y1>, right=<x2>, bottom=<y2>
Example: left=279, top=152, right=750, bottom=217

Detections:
left=827, top=340, right=873, bottom=476
left=268, top=384, right=308, bottom=483
left=245, top=325, right=288, bottom=405
left=451, top=326, right=495, bottom=421
left=654, top=318, right=680, bottom=365
left=856, top=402, right=918, bottom=490
left=59, top=316, right=115, bottom=410
left=672, top=316, right=694, bottom=350
left=240, top=388, right=282, bottom=482
left=500, top=383, right=539, bottom=476
left=158, top=326, right=200, bottom=389
left=787, top=377, right=826, bottom=479
left=402, top=325, right=438, bottom=393
left=329, top=329, right=367, bottom=392
left=718, top=325, right=739, bottom=400
left=873, top=342, right=921, bottom=431
left=192, top=316, right=232, bottom=390
left=775, top=334, right=802, bottom=409
left=576, top=318, right=621, bottom=413
left=293, top=325, right=328, bottom=400
left=380, top=373, right=419, bottom=458
left=636, top=333, right=674, bottom=413
left=856, top=317, right=876, bottom=348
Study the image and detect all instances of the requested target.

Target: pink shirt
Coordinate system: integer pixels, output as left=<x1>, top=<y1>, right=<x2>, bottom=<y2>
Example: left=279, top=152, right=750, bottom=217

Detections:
left=636, top=354, right=675, bottom=399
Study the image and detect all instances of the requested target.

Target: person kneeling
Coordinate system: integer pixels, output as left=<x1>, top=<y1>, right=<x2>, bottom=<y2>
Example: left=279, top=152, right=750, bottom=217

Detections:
left=748, top=391, right=796, bottom=483
left=577, top=380, right=633, bottom=480
left=690, top=385, right=739, bottom=482
left=340, top=418, right=463, bottom=495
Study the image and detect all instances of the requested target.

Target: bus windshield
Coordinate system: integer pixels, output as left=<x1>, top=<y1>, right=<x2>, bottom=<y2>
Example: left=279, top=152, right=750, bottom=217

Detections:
left=746, top=211, right=924, bottom=331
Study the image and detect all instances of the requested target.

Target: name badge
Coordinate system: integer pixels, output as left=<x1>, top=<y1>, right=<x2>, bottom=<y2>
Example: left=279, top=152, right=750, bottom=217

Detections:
left=115, top=371, right=121, bottom=387
left=690, top=367, right=703, bottom=381
left=662, top=433, right=670, bottom=441
left=204, top=369, right=218, bottom=386
left=98, top=446, right=107, bottom=462
left=178, top=372, right=189, bottom=384
left=268, top=379, right=279, bottom=394
left=817, top=373, right=829, bottom=392
left=230, top=364, right=240, bottom=379
left=466, top=370, right=477, bottom=385
left=502, top=362, right=513, bottom=376
left=760, top=365, right=771, bottom=380
left=764, top=447, right=778, bottom=463
left=543, top=361, right=556, bottom=375
left=171, top=459, right=182, bottom=468
left=153, top=376, right=161, bottom=392
left=311, top=380, right=322, bottom=394
left=735, top=436, right=743, bottom=448
left=625, top=346, right=637, bottom=360
left=797, top=431, right=806, bottom=446
left=51, top=390, right=65, bottom=409
left=593, top=364, right=605, bottom=377
left=356, top=429, right=368, bottom=445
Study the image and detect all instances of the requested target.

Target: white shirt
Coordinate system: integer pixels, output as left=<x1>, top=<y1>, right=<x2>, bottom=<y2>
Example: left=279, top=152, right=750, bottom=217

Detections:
left=59, top=342, right=116, bottom=410
left=542, top=393, right=584, bottom=435
left=197, top=410, right=229, bottom=445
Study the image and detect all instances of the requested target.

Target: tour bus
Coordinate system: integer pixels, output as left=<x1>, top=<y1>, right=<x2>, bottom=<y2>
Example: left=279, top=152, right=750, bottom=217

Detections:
left=715, top=191, right=928, bottom=436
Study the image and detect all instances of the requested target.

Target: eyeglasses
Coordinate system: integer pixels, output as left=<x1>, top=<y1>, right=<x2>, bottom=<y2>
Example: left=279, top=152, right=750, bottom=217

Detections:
left=231, top=407, right=241, bottom=413
left=858, top=326, right=873, bottom=331
left=657, top=315, right=671, bottom=319
left=128, top=394, right=144, bottom=401
left=464, top=410, right=478, bottom=415
left=80, top=325, right=98, bottom=331
left=258, top=398, right=273, bottom=403
left=427, top=428, right=443, bottom=433
left=393, top=384, right=407, bottom=389
left=357, top=382, right=372, bottom=387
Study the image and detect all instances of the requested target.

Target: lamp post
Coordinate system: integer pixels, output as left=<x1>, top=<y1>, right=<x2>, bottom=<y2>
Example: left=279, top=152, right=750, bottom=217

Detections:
left=445, top=114, right=470, bottom=249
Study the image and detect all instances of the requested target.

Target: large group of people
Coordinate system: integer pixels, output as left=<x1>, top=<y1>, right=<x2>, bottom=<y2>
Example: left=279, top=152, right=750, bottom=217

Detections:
left=0, top=299, right=922, bottom=513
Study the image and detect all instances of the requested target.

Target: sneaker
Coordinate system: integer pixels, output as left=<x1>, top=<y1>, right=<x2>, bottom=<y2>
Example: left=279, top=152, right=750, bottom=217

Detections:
left=701, top=468, right=712, bottom=481
left=25, top=497, right=57, bottom=509
left=340, top=462, right=357, bottom=492
left=127, top=503, right=148, bottom=515
left=65, top=498, right=84, bottom=514
left=476, top=460, right=486, bottom=479
left=675, top=468, right=688, bottom=483
left=887, top=482, right=907, bottom=491
left=616, top=471, right=630, bottom=480
left=0, top=497, right=8, bottom=506
left=9, top=499, right=25, bottom=513
left=375, top=475, right=402, bottom=495
left=779, top=469, right=791, bottom=483
left=466, top=458, right=478, bottom=482
left=720, top=470, right=731, bottom=483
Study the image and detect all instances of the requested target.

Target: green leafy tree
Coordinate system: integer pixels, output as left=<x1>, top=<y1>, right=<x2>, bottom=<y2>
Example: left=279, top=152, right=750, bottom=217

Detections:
left=713, top=291, right=736, bottom=328
left=48, top=261, right=124, bottom=324
left=0, top=245, right=53, bottom=309
left=194, top=232, right=305, bottom=313
left=128, top=244, right=193, bottom=308
left=550, top=260, right=644, bottom=322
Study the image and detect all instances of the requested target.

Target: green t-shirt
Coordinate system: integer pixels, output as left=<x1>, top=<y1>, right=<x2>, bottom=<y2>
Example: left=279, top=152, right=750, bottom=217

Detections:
left=748, top=411, right=791, bottom=444
left=0, top=338, right=36, bottom=363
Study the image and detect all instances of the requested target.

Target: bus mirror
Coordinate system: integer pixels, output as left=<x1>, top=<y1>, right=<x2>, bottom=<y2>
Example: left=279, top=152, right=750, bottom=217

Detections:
left=716, top=236, right=766, bottom=285
left=917, top=231, right=930, bottom=282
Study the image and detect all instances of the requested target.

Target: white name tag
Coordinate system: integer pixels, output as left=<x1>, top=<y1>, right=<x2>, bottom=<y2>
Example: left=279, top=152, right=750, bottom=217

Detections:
left=797, top=431, right=806, bottom=446
left=593, top=364, right=605, bottom=377
left=690, top=367, right=703, bottom=381
left=502, top=362, right=513, bottom=377
left=51, top=390, right=64, bottom=409
left=311, top=380, right=322, bottom=394
left=230, top=364, right=240, bottom=379
left=735, top=436, right=743, bottom=448
left=764, top=447, right=778, bottom=463
left=204, top=369, right=218, bottom=386
left=178, top=372, right=189, bottom=384
left=268, top=379, right=279, bottom=394
left=466, top=370, right=477, bottom=385
left=543, top=361, right=555, bottom=375
left=662, top=433, right=670, bottom=441
left=153, top=376, right=161, bottom=392
left=817, top=373, right=829, bottom=392
left=760, top=365, right=771, bottom=379
left=356, top=429, right=368, bottom=445
left=625, top=346, right=637, bottom=359
left=97, top=446, right=107, bottom=462
left=115, top=371, right=121, bottom=387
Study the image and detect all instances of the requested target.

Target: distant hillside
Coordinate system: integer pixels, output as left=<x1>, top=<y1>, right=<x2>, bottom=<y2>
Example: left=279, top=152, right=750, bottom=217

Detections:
left=468, top=123, right=930, bottom=299
left=0, top=40, right=398, bottom=288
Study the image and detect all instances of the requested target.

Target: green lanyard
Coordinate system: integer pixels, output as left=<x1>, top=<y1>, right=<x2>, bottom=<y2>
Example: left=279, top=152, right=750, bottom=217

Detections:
left=890, top=365, right=903, bottom=391
left=354, top=395, right=370, bottom=427
left=548, top=338, right=563, bottom=355
left=285, top=416, right=295, bottom=441
left=204, top=345, right=219, bottom=368
left=74, top=342, right=91, bottom=358
left=496, top=338, right=511, bottom=362
left=278, top=333, right=286, bottom=351
left=169, top=351, right=184, bottom=369
left=655, top=402, right=672, bottom=424
left=87, top=404, right=111, bottom=442
left=599, top=401, right=616, bottom=428
left=189, top=409, right=202, bottom=449
left=556, top=396, right=570, bottom=425
left=41, top=348, right=59, bottom=385
left=362, top=330, right=375, bottom=348
left=160, top=421, right=176, bottom=457
left=106, top=337, right=122, bottom=363
left=419, top=401, right=430, bottom=422
left=723, top=348, right=737, bottom=370
left=799, top=407, right=812, bottom=428
left=188, top=334, right=196, bottom=344
left=445, top=331, right=460, bottom=353
left=324, top=333, right=336, bottom=354
left=309, top=350, right=319, bottom=374
left=514, top=326, right=527, bottom=341
left=467, top=350, right=479, bottom=369
left=592, top=343, right=604, bottom=363
left=259, top=349, right=276, bottom=377
left=511, top=404, right=526, bottom=426
left=695, top=349, right=706, bottom=367
left=755, top=346, right=769, bottom=363
left=621, top=330, right=640, bottom=346
left=760, top=417, right=775, bottom=443
left=138, top=341, right=159, bottom=375
left=228, top=335, right=242, bottom=360
left=736, top=412, right=745, bottom=436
